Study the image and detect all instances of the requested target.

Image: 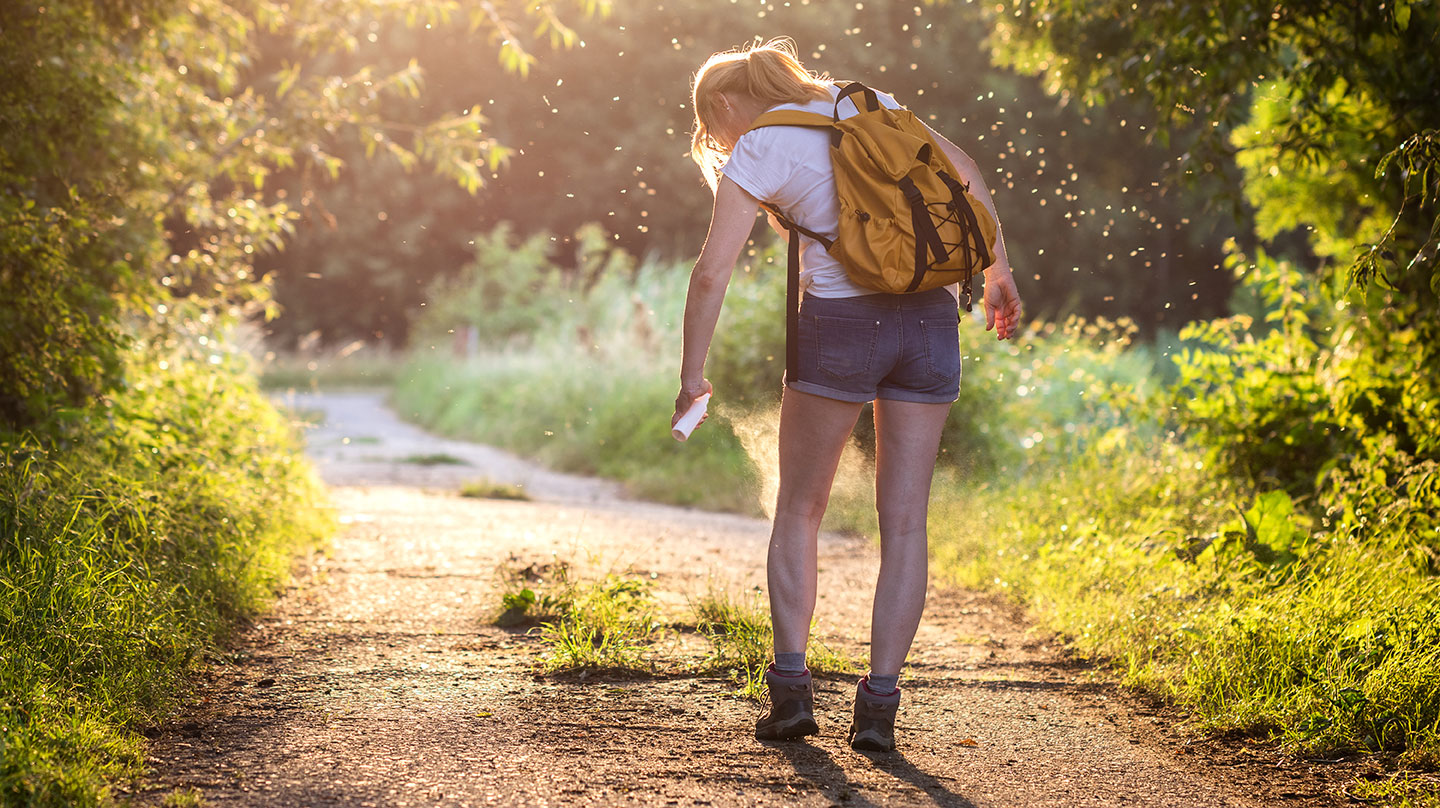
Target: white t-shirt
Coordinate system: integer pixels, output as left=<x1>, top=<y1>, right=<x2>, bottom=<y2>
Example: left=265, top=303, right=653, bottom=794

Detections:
left=722, top=84, right=916, bottom=299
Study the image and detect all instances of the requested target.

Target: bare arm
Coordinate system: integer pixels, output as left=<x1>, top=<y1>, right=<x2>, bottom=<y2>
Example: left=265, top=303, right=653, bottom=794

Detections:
left=674, top=176, right=761, bottom=424
left=925, top=122, right=1023, bottom=340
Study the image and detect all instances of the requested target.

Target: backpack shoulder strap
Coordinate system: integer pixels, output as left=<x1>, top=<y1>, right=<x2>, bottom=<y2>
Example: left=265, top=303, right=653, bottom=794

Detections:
left=747, top=109, right=833, bottom=132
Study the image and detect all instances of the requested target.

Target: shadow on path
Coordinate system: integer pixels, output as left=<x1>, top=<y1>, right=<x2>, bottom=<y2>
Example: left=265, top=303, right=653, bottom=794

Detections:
left=770, top=740, right=979, bottom=807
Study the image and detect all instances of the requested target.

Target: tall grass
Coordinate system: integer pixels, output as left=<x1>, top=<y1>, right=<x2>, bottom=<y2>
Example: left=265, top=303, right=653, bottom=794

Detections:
left=0, top=351, right=331, bottom=807
left=930, top=430, right=1440, bottom=762
left=393, top=227, right=768, bottom=513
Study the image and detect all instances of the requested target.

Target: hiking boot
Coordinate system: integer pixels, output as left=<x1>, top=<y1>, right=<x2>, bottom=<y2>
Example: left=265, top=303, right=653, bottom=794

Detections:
left=847, top=677, right=901, bottom=752
left=755, top=665, right=819, bottom=740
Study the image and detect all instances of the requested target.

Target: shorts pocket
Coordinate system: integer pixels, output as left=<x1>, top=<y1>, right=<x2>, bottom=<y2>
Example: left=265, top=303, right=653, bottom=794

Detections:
left=921, top=318, right=961, bottom=383
left=814, top=315, right=879, bottom=381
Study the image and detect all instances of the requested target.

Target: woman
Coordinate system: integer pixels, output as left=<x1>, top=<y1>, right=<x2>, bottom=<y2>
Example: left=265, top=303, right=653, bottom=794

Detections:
left=673, top=38, right=1022, bottom=752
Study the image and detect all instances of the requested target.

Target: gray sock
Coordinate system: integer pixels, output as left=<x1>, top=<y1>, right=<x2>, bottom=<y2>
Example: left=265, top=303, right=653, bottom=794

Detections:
left=865, top=672, right=900, bottom=695
left=773, top=652, right=807, bottom=675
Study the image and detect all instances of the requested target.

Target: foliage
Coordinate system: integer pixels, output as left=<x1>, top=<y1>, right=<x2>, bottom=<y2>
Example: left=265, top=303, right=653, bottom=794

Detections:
left=538, top=574, right=664, bottom=673
left=940, top=313, right=1159, bottom=477
left=929, top=424, right=1440, bottom=762
left=3, top=1, right=604, bottom=802
left=0, top=353, right=330, bottom=807
left=411, top=224, right=635, bottom=350
left=0, top=0, right=605, bottom=432
left=983, top=0, right=1440, bottom=394
left=1170, top=245, right=1341, bottom=492
left=979, top=5, right=1440, bottom=767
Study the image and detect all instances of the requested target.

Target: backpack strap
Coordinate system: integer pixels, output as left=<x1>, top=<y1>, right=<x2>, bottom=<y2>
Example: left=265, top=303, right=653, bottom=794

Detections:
left=898, top=176, right=951, bottom=293
left=748, top=109, right=833, bottom=132
left=935, top=171, right=991, bottom=312
left=760, top=202, right=834, bottom=386
left=833, top=81, right=882, bottom=116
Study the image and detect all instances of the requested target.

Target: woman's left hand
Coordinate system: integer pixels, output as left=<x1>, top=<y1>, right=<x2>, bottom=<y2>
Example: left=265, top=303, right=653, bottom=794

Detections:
left=673, top=378, right=714, bottom=428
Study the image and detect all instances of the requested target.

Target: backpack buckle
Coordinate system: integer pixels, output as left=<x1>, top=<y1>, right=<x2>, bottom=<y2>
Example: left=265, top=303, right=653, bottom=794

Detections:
left=898, top=177, right=924, bottom=206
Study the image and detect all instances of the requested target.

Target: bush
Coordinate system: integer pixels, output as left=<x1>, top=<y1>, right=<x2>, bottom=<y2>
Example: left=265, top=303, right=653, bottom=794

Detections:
left=0, top=352, right=331, bottom=807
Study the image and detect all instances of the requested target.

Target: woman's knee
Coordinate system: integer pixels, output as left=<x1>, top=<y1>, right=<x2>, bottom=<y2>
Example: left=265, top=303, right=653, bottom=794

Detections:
left=774, top=488, right=831, bottom=532
left=876, top=503, right=928, bottom=539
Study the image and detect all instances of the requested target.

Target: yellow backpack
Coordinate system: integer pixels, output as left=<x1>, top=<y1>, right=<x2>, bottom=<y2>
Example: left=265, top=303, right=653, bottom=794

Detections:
left=748, top=81, right=998, bottom=308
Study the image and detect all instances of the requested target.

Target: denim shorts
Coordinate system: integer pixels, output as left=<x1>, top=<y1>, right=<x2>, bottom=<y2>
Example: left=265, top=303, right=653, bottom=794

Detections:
left=787, top=287, right=961, bottom=404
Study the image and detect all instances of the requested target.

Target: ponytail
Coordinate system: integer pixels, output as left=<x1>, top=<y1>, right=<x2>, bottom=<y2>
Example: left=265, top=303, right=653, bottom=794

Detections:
left=690, top=38, right=831, bottom=190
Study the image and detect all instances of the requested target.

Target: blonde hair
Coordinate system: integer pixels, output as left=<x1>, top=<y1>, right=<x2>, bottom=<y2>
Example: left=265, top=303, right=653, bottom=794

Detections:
left=690, top=37, right=832, bottom=189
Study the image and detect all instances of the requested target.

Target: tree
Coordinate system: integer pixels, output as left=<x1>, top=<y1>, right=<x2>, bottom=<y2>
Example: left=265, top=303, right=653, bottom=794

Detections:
left=982, top=0, right=1440, bottom=487
left=984, top=0, right=1439, bottom=305
left=0, top=0, right=605, bottom=430
left=262, top=0, right=1243, bottom=347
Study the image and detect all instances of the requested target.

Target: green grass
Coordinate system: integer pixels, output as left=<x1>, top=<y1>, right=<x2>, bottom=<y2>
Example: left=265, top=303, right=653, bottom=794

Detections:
left=928, top=429, right=1440, bottom=763
left=1350, top=775, right=1440, bottom=807
left=0, top=351, right=331, bottom=807
left=395, top=346, right=763, bottom=515
left=492, top=559, right=665, bottom=673
left=494, top=562, right=858, bottom=690
left=537, top=574, right=665, bottom=673
left=160, top=787, right=209, bottom=807
left=459, top=479, right=530, bottom=501
left=398, top=452, right=468, bottom=466
left=691, top=587, right=861, bottom=699
left=258, top=344, right=406, bottom=391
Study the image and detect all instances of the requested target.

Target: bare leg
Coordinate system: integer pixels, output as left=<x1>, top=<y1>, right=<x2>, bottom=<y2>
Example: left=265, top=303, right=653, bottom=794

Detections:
left=768, top=388, right=865, bottom=657
left=868, top=398, right=951, bottom=677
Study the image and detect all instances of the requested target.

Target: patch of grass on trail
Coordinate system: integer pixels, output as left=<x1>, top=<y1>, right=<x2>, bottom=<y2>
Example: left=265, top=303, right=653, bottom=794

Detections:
left=691, top=588, right=861, bottom=700
left=0, top=353, right=331, bottom=808
left=459, top=478, right=530, bottom=501
left=493, top=563, right=857, bottom=691
left=1349, top=774, right=1440, bottom=807
left=538, top=574, right=665, bottom=673
left=492, top=559, right=664, bottom=672
left=398, top=452, right=468, bottom=466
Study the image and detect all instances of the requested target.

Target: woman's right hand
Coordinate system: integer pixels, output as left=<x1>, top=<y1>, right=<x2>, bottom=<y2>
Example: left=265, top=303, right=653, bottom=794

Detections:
left=673, top=378, right=714, bottom=428
left=983, top=266, right=1023, bottom=340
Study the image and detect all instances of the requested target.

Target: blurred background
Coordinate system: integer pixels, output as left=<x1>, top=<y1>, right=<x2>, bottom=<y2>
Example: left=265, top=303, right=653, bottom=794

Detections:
left=258, top=0, right=1240, bottom=351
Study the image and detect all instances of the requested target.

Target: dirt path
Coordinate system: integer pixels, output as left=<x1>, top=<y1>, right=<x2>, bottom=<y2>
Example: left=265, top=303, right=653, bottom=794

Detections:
left=136, top=391, right=1349, bottom=807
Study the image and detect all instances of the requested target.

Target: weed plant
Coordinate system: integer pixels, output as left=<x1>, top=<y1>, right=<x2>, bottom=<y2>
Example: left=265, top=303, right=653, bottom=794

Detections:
left=459, top=479, right=530, bottom=501
left=930, top=430, right=1440, bottom=761
left=0, top=351, right=330, bottom=807
left=538, top=574, right=664, bottom=673
left=399, top=452, right=468, bottom=466
left=691, top=588, right=861, bottom=699
left=492, top=559, right=663, bottom=672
